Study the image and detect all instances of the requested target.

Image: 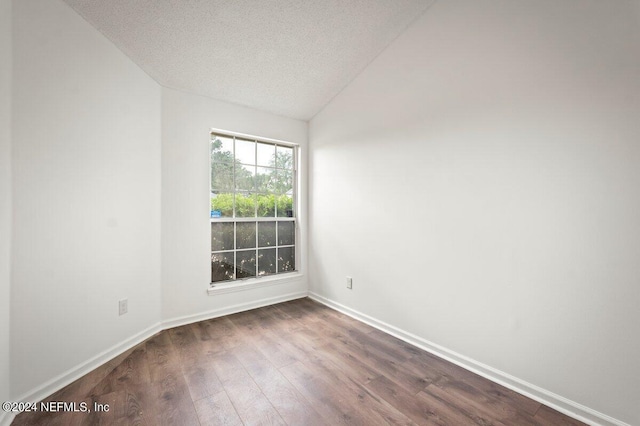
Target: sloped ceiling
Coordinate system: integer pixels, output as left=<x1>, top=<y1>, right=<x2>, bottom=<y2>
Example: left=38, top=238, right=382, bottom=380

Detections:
left=62, top=0, right=435, bottom=120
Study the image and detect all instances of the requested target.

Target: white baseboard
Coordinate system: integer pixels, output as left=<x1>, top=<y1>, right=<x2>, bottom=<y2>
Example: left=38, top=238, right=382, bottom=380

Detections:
left=308, top=292, right=629, bottom=426
left=9, top=291, right=308, bottom=416
left=11, top=290, right=628, bottom=426
left=13, top=321, right=162, bottom=407
left=0, top=410, right=14, bottom=426
left=162, top=290, right=308, bottom=329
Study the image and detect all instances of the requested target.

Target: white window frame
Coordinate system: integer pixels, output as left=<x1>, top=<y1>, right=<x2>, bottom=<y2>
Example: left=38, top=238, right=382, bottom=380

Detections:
left=208, top=128, right=301, bottom=294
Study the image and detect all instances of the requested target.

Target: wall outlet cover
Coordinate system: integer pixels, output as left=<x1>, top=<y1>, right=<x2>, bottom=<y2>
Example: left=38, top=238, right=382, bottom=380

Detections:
left=119, top=299, right=128, bottom=316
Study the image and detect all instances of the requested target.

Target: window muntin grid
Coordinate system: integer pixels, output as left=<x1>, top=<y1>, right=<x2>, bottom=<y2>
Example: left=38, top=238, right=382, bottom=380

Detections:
left=210, top=131, right=297, bottom=284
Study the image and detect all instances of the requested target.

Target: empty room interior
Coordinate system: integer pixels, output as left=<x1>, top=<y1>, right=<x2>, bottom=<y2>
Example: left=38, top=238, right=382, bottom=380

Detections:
left=1, top=0, right=639, bottom=425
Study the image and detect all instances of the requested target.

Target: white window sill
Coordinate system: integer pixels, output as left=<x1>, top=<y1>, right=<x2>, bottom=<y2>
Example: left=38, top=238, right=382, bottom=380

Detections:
left=207, top=272, right=303, bottom=295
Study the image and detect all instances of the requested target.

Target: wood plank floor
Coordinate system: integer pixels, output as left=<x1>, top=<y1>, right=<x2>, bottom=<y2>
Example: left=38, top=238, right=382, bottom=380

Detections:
left=12, top=298, right=586, bottom=425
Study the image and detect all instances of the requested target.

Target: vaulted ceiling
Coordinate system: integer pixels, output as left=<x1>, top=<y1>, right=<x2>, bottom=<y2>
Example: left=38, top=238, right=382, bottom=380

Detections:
left=62, top=0, right=435, bottom=120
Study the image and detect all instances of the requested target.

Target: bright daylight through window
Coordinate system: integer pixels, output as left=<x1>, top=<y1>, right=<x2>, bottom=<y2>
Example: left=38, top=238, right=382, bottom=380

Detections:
left=210, top=131, right=297, bottom=284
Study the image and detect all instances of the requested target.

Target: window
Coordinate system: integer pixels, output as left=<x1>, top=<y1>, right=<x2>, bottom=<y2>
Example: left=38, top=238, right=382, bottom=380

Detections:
left=210, top=130, right=297, bottom=285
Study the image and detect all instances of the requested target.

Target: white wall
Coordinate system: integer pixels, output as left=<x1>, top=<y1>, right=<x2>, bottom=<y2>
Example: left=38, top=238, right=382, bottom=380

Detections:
left=309, top=0, right=640, bottom=424
left=11, top=0, right=161, bottom=399
left=8, top=0, right=308, bottom=403
left=161, top=87, right=308, bottom=324
left=0, top=0, right=12, bottom=421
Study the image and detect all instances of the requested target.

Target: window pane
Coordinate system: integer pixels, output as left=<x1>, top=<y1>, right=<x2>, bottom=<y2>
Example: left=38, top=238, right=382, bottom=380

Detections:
left=210, top=137, right=297, bottom=285
left=236, top=250, right=256, bottom=278
left=256, top=167, right=276, bottom=193
left=235, top=193, right=256, bottom=217
left=278, top=247, right=295, bottom=273
left=210, top=193, right=233, bottom=218
left=235, top=164, right=255, bottom=191
left=236, top=222, right=256, bottom=249
left=235, top=138, right=256, bottom=166
left=258, top=248, right=276, bottom=276
left=210, top=135, right=234, bottom=163
left=211, top=162, right=234, bottom=192
left=275, top=169, right=293, bottom=194
left=276, top=194, right=294, bottom=217
left=276, top=145, right=293, bottom=170
left=257, top=194, right=275, bottom=217
left=278, top=221, right=295, bottom=246
left=212, top=252, right=234, bottom=282
left=211, top=222, right=234, bottom=251
left=258, top=221, right=276, bottom=247
left=257, top=142, right=275, bottom=167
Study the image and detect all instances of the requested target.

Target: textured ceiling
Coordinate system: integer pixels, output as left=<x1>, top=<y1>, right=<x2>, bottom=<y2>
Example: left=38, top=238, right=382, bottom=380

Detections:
left=62, top=0, right=435, bottom=120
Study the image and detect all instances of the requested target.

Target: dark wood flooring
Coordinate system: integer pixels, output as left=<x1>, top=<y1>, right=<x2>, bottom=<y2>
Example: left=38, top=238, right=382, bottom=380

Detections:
left=13, top=298, right=586, bottom=425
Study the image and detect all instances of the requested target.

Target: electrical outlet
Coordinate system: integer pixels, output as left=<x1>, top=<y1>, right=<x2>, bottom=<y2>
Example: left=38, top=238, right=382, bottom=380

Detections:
left=119, top=299, right=128, bottom=316
left=346, top=276, right=352, bottom=289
